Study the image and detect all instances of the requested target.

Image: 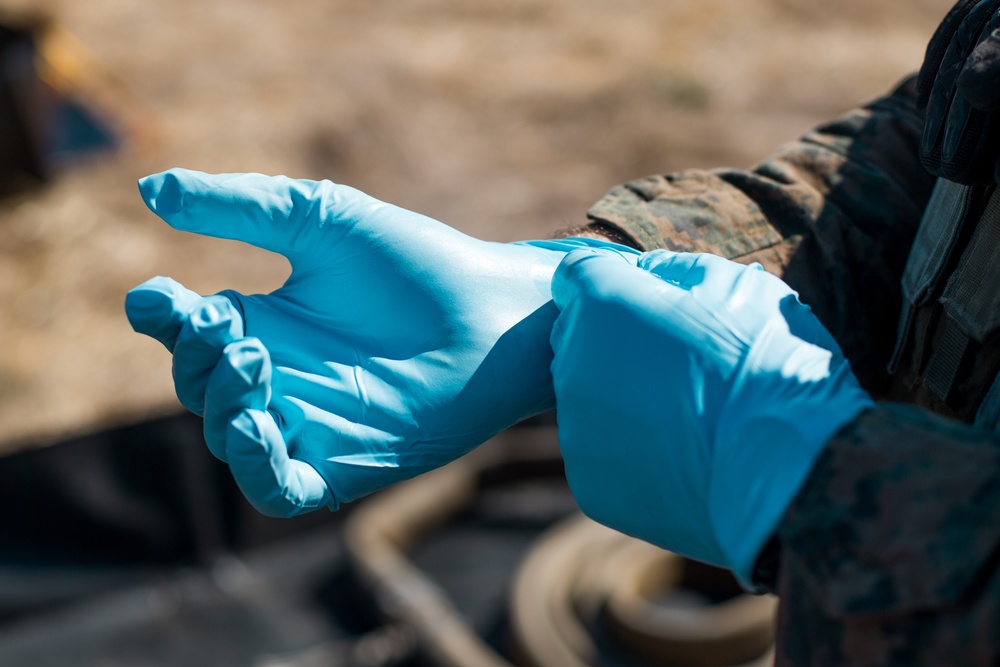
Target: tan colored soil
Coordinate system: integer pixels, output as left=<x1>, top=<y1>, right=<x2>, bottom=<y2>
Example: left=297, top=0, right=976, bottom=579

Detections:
left=0, top=0, right=949, bottom=450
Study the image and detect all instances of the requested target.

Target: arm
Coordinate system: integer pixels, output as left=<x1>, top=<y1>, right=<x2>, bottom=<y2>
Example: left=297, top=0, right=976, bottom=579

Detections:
left=549, top=247, right=1000, bottom=664
left=580, top=77, right=936, bottom=396
left=770, top=404, right=1000, bottom=666
left=561, top=74, right=1000, bottom=663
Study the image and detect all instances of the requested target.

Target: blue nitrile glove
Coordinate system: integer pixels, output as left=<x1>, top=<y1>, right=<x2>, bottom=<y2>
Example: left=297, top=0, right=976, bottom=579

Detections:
left=125, top=168, right=638, bottom=517
left=549, top=248, right=873, bottom=588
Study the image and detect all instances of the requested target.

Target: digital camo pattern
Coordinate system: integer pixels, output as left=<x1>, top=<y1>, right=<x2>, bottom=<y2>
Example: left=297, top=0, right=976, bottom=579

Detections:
left=774, top=404, right=1000, bottom=666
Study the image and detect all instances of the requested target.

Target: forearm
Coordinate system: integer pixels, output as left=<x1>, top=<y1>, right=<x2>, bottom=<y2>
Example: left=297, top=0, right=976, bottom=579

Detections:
left=574, top=77, right=936, bottom=395
left=767, top=404, right=1000, bottom=665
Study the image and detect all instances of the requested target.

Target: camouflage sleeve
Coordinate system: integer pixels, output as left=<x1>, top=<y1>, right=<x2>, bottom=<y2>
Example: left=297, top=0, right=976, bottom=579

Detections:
left=586, top=76, right=937, bottom=396
left=770, top=403, right=1000, bottom=666
left=579, top=75, right=1000, bottom=660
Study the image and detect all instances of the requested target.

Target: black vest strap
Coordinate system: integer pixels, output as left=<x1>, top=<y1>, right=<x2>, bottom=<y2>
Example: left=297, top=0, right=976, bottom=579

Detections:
left=940, top=188, right=1000, bottom=341
left=889, top=179, right=977, bottom=373
left=923, top=188, right=1000, bottom=401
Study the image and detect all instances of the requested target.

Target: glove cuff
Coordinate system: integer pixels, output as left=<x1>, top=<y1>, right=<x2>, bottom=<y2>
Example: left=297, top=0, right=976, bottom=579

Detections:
left=712, top=364, right=874, bottom=589
left=514, top=236, right=642, bottom=258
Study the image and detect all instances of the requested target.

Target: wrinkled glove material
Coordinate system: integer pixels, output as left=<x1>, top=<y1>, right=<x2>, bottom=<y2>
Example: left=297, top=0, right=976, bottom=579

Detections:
left=549, top=248, right=873, bottom=588
left=126, top=168, right=636, bottom=517
left=918, top=0, right=1000, bottom=183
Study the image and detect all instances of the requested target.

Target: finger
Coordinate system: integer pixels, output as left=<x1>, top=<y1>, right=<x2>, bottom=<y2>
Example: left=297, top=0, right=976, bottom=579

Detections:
left=516, top=236, right=643, bottom=258
left=917, top=0, right=985, bottom=108
left=551, top=248, right=684, bottom=359
left=644, top=251, right=821, bottom=345
left=551, top=247, right=654, bottom=312
left=958, top=14, right=1000, bottom=109
left=226, top=409, right=333, bottom=517
left=643, top=251, right=843, bottom=362
left=202, top=338, right=272, bottom=462
left=124, top=276, right=204, bottom=352
left=172, top=295, right=245, bottom=415
left=640, top=249, right=718, bottom=287
left=639, top=249, right=767, bottom=297
left=920, top=0, right=999, bottom=181
left=138, top=168, right=380, bottom=265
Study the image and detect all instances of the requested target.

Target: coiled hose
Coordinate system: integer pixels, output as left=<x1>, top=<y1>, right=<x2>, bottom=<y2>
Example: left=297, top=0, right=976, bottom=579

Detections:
left=343, top=425, right=776, bottom=667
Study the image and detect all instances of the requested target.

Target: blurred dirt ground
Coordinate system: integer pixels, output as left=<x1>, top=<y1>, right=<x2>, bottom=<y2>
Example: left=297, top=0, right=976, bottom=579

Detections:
left=0, top=0, right=948, bottom=451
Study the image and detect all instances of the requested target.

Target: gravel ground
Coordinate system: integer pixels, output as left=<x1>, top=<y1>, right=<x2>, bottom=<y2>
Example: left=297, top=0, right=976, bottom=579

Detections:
left=0, top=0, right=949, bottom=451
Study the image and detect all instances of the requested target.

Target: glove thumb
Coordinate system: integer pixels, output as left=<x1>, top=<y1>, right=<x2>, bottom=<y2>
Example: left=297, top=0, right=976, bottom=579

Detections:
left=139, top=168, right=377, bottom=266
left=551, top=247, right=649, bottom=312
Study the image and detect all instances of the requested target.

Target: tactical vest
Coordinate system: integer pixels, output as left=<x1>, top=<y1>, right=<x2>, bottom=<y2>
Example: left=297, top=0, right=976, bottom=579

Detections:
left=890, top=178, right=1000, bottom=429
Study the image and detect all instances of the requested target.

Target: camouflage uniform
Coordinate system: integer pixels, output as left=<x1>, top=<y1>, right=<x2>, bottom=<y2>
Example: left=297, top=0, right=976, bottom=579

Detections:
left=581, top=75, right=1000, bottom=664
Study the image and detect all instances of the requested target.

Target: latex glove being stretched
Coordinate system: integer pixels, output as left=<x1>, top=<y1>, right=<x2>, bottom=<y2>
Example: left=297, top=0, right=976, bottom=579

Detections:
left=126, top=168, right=636, bottom=517
left=549, top=248, right=873, bottom=588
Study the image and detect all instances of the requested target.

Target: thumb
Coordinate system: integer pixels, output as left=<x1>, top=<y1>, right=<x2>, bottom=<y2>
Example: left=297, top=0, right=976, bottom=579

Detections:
left=551, top=247, right=651, bottom=312
left=958, top=19, right=1000, bottom=110
left=916, top=0, right=984, bottom=108
left=138, top=168, right=383, bottom=265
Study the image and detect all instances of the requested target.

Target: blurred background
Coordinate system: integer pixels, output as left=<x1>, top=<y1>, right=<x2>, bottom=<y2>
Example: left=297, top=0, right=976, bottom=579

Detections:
left=0, top=0, right=948, bottom=449
left=0, top=0, right=952, bottom=665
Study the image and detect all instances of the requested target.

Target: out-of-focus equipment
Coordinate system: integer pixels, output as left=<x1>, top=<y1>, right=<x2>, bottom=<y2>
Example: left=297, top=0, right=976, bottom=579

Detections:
left=917, top=0, right=1000, bottom=184
left=345, top=424, right=777, bottom=667
left=0, top=417, right=775, bottom=666
left=549, top=248, right=873, bottom=587
left=125, top=168, right=637, bottom=517
left=0, top=11, right=158, bottom=195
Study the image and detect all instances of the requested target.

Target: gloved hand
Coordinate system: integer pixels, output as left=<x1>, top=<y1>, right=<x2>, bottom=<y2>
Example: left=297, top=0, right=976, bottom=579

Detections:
left=126, top=168, right=636, bottom=517
left=549, top=248, right=873, bottom=587
left=917, top=0, right=1000, bottom=183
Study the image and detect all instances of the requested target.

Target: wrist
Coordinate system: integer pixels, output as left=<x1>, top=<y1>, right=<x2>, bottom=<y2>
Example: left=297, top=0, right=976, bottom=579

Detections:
left=714, top=392, right=872, bottom=588
left=552, top=221, right=641, bottom=249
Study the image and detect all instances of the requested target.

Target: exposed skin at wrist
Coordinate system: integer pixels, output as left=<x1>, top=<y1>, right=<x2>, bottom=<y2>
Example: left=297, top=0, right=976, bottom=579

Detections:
left=552, top=221, right=641, bottom=249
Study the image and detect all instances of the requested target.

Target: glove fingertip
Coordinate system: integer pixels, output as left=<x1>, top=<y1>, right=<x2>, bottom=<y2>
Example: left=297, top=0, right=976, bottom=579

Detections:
left=226, top=410, right=335, bottom=516
left=638, top=249, right=702, bottom=286
left=957, top=35, right=1000, bottom=110
left=915, top=0, right=987, bottom=108
left=125, top=276, right=203, bottom=351
left=552, top=247, right=636, bottom=309
left=223, top=337, right=272, bottom=391
left=138, top=169, right=189, bottom=219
